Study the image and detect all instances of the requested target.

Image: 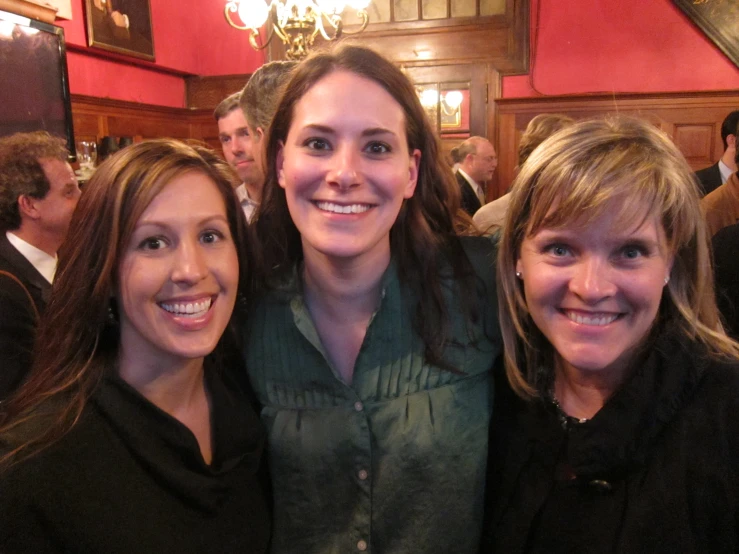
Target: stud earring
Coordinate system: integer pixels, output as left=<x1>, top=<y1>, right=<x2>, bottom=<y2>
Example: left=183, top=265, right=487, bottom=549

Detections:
left=664, top=276, right=670, bottom=286
left=516, top=271, right=522, bottom=279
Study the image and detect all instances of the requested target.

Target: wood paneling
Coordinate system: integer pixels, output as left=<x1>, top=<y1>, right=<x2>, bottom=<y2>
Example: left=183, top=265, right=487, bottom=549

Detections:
left=185, top=74, right=253, bottom=110
left=71, top=94, right=220, bottom=152
left=340, top=0, right=528, bottom=74
left=494, top=90, right=739, bottom=199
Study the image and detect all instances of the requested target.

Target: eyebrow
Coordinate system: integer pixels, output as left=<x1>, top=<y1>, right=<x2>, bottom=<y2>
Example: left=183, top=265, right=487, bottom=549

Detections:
left=134, top=214, right=229, bottom=230
left=300, top=123, right=397, bottom=138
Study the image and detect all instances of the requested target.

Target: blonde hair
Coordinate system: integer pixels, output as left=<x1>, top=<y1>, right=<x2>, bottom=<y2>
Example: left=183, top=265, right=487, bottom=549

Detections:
left=498, top=116, right=739, bottom=398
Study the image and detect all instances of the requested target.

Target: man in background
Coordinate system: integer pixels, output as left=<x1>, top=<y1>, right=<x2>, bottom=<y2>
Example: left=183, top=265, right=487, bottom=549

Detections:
left=239, top=60, right=297, bottom=182
left=695, top=110, right=738, bottom=196
left=454, top=136, right=497, bottom=216
left=473, top=113, right=574, bottom=233
left=0, top=131, right=79, bottom=399
left=214, top=92, right=261, bottom=222
left=701, top=119, right=739, bottom=237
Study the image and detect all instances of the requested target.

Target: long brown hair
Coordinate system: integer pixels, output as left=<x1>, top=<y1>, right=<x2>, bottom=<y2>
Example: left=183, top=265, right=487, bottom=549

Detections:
left=252, top=44, right=478, bottom=368
left=0, top=139, right=249, bottom=468
left=497, top=116, right=739, bottom=398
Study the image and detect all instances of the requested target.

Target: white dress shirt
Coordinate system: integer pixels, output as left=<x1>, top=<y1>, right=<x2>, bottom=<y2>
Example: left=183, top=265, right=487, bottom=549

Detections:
left=235, top=183, right=259, bottom=223
left=6, top=231, right=57, bottom=284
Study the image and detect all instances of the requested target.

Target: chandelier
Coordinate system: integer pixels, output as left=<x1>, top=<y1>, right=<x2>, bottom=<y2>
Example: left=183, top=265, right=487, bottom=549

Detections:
left=225, top=0, right=371, bottom=60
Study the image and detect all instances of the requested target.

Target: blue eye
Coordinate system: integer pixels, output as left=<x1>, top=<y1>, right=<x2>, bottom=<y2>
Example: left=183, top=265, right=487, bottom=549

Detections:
left=620, top=244, right=647, bottom=260
left=546, top=244, right=570, bottom=257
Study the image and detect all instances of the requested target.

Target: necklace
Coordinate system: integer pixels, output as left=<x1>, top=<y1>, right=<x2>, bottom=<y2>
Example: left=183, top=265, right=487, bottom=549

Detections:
left=548, top=393, right=589, bottom=430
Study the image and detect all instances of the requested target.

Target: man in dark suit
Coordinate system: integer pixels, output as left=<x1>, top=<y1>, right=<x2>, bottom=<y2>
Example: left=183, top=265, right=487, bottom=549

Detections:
left=712, top=221, right=739, bottom=340
left=454, top=136, right=498, bottom=216
left=695, top=110, right=738, bottom=196
left=0, top=131, right=79, bottom=399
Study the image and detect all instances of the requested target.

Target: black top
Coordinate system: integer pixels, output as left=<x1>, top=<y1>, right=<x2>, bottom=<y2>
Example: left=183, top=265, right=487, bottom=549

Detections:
left=482, top=326, right=739, bottom=554
left=0, top=366, right=271, bottom=553
left=0, top=234, right=50, bottom=399
left=694, top=161, right=723, bottom=196
left=713, top=222, right=739, bottom=339
left=456, top=170, right=482, bottom=216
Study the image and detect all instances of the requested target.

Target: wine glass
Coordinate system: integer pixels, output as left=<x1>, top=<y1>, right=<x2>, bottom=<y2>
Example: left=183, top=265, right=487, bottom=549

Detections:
left=76, top=141, right=97, bottom=171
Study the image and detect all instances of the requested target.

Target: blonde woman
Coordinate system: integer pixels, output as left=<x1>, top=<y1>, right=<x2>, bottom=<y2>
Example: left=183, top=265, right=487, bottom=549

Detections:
left=484, top=116, right=739, bottom=553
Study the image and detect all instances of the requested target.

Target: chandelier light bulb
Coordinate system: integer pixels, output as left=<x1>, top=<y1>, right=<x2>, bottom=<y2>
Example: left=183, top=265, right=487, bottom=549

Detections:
left=419, top=89, right=439, bottom=108
left=238, top=0, right=270, bottom=29
left=317, top=0, right=345, bottom=14
left=346, top=0, right=370, bottom=10
left=443, top=90, right=463, bottom=109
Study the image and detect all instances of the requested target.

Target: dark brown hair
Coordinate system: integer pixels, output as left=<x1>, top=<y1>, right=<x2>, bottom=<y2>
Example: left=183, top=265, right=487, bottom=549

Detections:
left=252, top=44, right=477, bottom=369
left=0, top=131, right=69, bottom=231
left=0, top=139, right=249, bottom=468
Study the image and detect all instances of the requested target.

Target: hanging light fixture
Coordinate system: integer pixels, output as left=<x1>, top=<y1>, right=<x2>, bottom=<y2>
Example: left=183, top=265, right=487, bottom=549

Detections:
left=225, top=0, right=371, bottom=60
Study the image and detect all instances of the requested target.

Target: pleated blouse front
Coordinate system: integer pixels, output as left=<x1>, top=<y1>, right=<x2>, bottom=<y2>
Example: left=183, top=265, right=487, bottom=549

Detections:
left=244, top=236, right=500, bottom=554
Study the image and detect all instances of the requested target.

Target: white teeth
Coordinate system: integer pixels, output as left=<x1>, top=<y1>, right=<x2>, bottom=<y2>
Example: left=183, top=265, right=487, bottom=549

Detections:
left=160, top=298, right=212, bottom=317
left=316, top=201, right=371, bottom=214
left=566, top=312, right=618, bottom=326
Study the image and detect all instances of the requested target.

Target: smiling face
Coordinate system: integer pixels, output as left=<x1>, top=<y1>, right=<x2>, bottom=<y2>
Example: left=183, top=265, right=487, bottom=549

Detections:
left=217, top=108, right=261, bottom=186
left=117, top=171, right=239, bottom=370
left=516, top=204, right=673, bottom=388
left=276, top=70, right=420, bottom=267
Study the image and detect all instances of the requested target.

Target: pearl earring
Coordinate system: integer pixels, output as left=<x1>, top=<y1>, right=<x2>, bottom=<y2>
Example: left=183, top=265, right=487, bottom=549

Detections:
left=516, top=271, right=522, bottom=279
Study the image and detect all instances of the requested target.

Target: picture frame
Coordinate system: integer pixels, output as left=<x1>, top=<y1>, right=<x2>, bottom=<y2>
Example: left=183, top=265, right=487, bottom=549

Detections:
left=85, top=0, right=155, bottom=61
left=672, top=0, right=739, bottom=69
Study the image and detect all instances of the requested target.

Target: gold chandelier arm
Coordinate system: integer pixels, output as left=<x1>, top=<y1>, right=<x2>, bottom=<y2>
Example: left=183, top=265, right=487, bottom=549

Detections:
left=315, top=11, right=340, bottom=41
left=249, top=26, right=276, bottom=50
left=340, top=10, right=368, bottom=35
left=224, top=2, right=251, bottom=30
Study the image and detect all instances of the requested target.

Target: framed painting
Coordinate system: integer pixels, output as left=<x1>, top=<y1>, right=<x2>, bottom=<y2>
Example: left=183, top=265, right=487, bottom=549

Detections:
left=672, top=0, right=739, bottom=69
left=85, top=0, right=155, bottom=61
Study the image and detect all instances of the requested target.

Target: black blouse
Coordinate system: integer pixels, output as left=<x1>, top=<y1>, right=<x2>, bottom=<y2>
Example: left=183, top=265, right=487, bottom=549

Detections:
left=0, top=366, right=271, bottom=553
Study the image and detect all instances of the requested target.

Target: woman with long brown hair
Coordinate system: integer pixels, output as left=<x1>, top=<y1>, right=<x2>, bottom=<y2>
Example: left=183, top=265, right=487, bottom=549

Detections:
left=246, top=44, right=500, bottom=553
left=0, top=140, right=270, bottom=553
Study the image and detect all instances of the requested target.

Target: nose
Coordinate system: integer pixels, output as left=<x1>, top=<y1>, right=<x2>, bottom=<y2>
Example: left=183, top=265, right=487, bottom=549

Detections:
left=326, top=144, right=362, bottom=190
left=171, top=238, right=207, bottom=285
left=231, top=138, right=245, bottom=157
left=568, top=256, right=617, bottom=302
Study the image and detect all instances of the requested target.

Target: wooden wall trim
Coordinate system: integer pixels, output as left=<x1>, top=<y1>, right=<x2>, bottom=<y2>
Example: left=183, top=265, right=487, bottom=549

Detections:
left=493, top=90, right=739, bottom=199
left=71, top=94, right=221, bottom=154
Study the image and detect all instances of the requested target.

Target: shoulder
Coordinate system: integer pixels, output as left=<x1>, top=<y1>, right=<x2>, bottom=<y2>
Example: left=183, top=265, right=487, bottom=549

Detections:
left=694, top=162, right=719, bottom=179
left=473, top=194, right=510, bottom=233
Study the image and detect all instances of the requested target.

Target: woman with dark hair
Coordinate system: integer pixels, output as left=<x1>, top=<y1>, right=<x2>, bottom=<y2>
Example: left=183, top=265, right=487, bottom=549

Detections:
left=246, top=45, right=500, bottom=553
left=0, top=140, right=270, bottom=553
left=484, top=116, right=739, bottom=553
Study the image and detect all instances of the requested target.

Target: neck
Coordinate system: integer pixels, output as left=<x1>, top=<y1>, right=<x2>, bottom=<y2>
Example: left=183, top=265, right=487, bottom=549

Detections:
left=720, top=149, right=737, bottom=172
left=12, top=224, right=59, bottom=257
left=244, top=181, right=262, bottom=204
left=302, top=241, right=390, bottom=323
left=552, top=360, right=627, bottom=420
left=117, top=353, right=206, bottom=416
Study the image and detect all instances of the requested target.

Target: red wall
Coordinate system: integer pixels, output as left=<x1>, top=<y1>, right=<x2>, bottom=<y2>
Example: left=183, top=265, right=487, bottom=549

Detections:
left=58, top=0, right=265, bottom=107
left=503, top=0, right=739, bottom=98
